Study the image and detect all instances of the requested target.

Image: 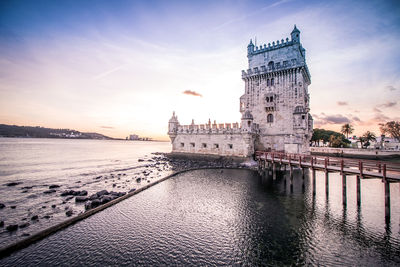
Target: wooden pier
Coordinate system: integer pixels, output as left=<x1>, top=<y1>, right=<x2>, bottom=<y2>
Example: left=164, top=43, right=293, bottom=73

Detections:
left=255, top=151, right=400, bottom=223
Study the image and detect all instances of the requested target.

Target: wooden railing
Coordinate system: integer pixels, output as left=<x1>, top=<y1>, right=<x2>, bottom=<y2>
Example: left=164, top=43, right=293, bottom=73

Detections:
left=255, top=151, right=400, bottom=181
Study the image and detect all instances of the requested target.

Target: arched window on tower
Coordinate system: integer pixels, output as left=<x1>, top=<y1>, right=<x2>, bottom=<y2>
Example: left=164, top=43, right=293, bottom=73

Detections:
left=268, top=61, right=274, bottom=71
left=267, top=79, right=270, bottom=86
left=271, top=78, right=274, bottom=86
left=267, top=114, right=274, bottom=123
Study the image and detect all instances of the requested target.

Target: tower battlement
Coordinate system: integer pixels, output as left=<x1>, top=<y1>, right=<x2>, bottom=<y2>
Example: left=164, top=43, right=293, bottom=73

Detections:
left=247, top=37, right=295, bottom=56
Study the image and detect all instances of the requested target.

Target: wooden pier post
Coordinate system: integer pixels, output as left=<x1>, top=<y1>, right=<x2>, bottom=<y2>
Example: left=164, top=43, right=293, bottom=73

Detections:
left=384, top=180, right=390, bottom=223
left=324, top=158, right=329, bottom=197
left=341, top=159, right=346, bottom=206
left=342, top=174, right=347, bottom=207
left=312, top=169, right=316, bottom=196
left=325, top=171, right=329, bottom=197
left=272, top=163, right=276, bottom=180
left=356, top=175, right=361, bottom=207
left=383, top=164, right=390, bottom=223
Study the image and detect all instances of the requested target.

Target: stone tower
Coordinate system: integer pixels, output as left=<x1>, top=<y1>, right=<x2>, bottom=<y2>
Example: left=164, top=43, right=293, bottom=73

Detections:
left=240, top=25, right=313, bottom=153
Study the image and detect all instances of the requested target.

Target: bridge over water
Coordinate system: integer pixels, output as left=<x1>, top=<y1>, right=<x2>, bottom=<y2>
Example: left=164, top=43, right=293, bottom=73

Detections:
left=255, top=151, right=400, bottom=224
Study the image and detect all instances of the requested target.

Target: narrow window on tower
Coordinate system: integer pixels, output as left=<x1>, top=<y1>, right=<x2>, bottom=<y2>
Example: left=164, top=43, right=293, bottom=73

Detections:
left=267, top=114, right=274, bottom=123
left=271, top=78, right=274, bottom=86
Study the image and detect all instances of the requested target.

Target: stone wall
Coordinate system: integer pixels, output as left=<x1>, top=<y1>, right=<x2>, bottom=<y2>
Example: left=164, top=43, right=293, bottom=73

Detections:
left=171, top=132, right=255, bottom=157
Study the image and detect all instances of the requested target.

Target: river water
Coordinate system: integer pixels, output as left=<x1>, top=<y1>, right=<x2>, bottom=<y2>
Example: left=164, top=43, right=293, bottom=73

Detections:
left=0, top=138, right=399, bottom=265
left=0, top=138, right=173, bottom=247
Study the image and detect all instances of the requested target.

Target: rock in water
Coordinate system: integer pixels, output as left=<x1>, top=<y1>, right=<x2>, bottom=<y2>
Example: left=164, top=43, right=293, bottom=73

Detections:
left=49, top=185, right=60, bottom=189
left=78, top=190, right=88, bottom=196
left=75, top=196, right=88, bottom=202
left=65, top=210, right=73, bottom=217
left=96, top=190, right=108, bottom=197
left=5, top=182, right=22, bottom=187
left=89, top=193, right=98, bottom=200
left=31, top=215, right=39, bottom=221
left=19, top=222, right=30, bottom=228
left=0, top=221, right=4, bottom=227
left=44, top=189, right=56, bottom=194
left=84, top=201, right=92, bottom=210
left=136, top=178, right=141, bottom=183
left=60, top=190, right=74, bottom=196
left=0, top=203, right=5, bottom=209
left=100, top=195, right=112, bottom=204
left=90, top=199, right=101, bottom=209
left=6, top=224, right=18, bottom=231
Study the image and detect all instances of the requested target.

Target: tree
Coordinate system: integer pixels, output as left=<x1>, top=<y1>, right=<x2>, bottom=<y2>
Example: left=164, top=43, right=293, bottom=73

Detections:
left=379, top=121, right=400, bottom=141
left=311, top=128, right=323, bottom=146
left=341, top=123, right=354, bottom=139
left=311, top=128, right=350, bottom=147
left=360, top=131, right=376, bottom=148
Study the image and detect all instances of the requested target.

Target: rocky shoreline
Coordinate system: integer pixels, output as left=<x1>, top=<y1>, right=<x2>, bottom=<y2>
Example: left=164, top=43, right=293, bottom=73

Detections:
left=0, top=153, right=252, bottom=247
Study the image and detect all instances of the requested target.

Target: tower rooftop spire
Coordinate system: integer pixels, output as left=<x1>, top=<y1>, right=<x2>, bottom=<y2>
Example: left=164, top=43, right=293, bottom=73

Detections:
left=291, top=24, right=300, bottom=34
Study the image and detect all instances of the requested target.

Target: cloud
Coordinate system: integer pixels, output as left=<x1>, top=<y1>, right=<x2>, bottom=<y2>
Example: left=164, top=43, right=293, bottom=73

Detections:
left=337, top=101, right=348, bottom=106
left=92, top=64, right=127, bottom=80
left=352, top=116, right=361, bottom=122
left=183, top=90, right=202, bottom=97
left=373, top=113, right=391, bottom=122
left=373, top=107, right=382, bottom=113
left=385, top=85, right=397, bottom=91
left=324, top=114, right=351, bottom=124
left=315, top=113, right=352, bottom=125
left=100, top=126, right=114, bottom=129
left=211, top=0, right=292, bottom=31
left=380, top=101, right=397, bottom=108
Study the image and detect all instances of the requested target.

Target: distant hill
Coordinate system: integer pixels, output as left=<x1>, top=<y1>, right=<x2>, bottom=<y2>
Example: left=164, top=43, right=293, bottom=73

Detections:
left=0, top=124, right=114, bottom=140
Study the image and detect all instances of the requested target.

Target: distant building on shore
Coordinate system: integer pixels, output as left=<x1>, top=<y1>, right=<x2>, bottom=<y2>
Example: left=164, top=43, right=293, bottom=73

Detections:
left=128, top=134, right=139, bottom=140
left=376, top=136, right=400, bottom=151
left=168, top=26, right=313, bottom=157
left=126, top=134, right=152, bottom=141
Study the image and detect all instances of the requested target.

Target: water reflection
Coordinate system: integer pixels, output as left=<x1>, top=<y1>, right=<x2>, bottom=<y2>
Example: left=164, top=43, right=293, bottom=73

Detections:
left=0, top=168, right=399, bottom=266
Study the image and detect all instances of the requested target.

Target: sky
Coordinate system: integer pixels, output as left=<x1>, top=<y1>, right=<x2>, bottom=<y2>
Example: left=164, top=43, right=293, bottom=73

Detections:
left=0, top=0, right=399, bottom=140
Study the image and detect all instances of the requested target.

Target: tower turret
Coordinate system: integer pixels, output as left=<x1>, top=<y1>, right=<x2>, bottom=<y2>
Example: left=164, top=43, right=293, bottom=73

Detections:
left=241, top=109, right=254, bottom=132
left=168, top=111, right=179, bottom=142
left=291, top=25, right=300, bottom=43
left=247, top=39, right=254, bottom=56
